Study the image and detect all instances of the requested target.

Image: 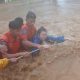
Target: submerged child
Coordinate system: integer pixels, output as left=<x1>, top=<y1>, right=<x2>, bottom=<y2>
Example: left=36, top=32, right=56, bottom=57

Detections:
left=32, top=27, right=65, bottom=44
left=31, top=27, right=68, bottom=56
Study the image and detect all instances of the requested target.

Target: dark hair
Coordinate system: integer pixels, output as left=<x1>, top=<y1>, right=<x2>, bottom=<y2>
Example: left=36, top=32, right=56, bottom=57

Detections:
left=9, top=20, right=22, bottom=29
left=26, top=11, right=36, bottom=20
left=15, top=17, right=23, bottom=26
left=37, top=27, right=47, bottom=36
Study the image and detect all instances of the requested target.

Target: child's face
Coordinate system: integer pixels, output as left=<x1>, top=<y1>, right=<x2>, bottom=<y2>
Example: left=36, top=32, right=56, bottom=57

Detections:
left=39, top=31, right=47, bottom=41
left=10, top=28, right=21, bottom=37
left=27, top=18, right=36, bottom=27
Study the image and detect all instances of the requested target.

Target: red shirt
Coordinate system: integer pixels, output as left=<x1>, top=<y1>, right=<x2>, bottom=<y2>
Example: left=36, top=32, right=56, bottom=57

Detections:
left=20, top=24, right=36, bottom=40
left=0, top=32, right=21, bottom=54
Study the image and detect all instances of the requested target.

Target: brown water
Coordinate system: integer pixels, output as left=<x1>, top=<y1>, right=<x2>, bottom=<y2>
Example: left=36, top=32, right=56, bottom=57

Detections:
left=0, top=0, right=80, bottom=80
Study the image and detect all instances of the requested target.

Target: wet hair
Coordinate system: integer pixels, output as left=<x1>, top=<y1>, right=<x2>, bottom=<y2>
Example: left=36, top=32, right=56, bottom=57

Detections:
left=15, top=17, right=23, bottom=26
left=9, top=20, right=22, bottom=29
left=26, top=11, right=36, bottom=20
left=37, top=27, right=47, bottom=36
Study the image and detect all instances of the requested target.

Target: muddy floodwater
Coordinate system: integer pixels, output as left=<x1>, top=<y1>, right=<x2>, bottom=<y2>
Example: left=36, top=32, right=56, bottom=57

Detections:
left=0, top=0, right=80, bottom=80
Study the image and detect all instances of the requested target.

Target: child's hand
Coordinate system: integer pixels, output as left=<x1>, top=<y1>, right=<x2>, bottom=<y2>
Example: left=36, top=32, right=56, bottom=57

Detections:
left=36, top=44, right=51, bottom=50
left=36, top=45, right=43, bottom=49
left=9, top=58, right=18, bottom=63
left=42, top=45, right=50, bottom=49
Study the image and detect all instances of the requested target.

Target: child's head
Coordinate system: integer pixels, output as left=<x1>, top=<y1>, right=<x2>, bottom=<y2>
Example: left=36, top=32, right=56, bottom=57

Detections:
left=37, top=27, right=48, bottom=41
left=26, top=11, right=36, bottom=26
left=9, top=20, right=21, bottom=36
left=15, top=17, right=23, bottom=27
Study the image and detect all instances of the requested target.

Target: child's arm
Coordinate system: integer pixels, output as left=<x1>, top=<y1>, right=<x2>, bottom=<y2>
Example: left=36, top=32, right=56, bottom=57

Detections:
left=22, top=37, right=46, bottom=49
left=0, top=44, right=28, bottom=58
left=22, top=40, right=41, bottom=49
left=3, top=51, right=30, bottom=59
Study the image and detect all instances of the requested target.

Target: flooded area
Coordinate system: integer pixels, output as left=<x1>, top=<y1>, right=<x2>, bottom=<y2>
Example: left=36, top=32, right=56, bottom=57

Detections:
left=0, top=0, right=80, bottom=80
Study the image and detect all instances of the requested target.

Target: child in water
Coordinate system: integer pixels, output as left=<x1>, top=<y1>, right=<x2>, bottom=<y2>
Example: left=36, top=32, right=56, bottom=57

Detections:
left=32, top=27, right=65, bottom=44
left=31, top=27, right=68, bottom=56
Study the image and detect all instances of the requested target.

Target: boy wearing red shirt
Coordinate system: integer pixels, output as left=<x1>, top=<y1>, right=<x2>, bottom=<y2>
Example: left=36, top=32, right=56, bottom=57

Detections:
left=20, top=11, right=45, bottom=50
left=0, top=20, right=28, bottom=58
